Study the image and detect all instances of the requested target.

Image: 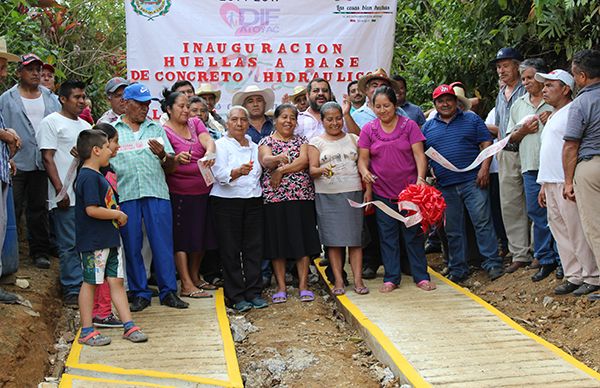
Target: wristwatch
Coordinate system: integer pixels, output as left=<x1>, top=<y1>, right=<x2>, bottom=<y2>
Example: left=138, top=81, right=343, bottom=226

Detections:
left=160, top=154, right=167, bottom=164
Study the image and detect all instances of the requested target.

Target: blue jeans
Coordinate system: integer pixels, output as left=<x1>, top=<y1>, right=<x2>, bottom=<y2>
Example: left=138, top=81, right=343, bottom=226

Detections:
left=120, top=197, right=178, bottom=301
left=373, top=194, right=429, bottom=284
left=523, top=171, right=560, bottom=265
left=439, top=180, right=502, bottom=279
left=50, top=207, right=82, bottom=295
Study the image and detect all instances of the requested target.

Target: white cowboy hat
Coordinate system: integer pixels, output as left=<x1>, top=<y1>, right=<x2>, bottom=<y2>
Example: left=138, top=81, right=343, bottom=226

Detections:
left=232, top=85, right=275, bottom=111
left=0, top=37, right=19, bottom=62
left=357, top=68, right=400, bottom=95
left=196, top=83, right=221, bottom=103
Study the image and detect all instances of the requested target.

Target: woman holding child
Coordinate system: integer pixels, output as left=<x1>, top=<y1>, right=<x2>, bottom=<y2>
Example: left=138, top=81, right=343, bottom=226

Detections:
left=258, top=103, right=321, bottom=304
left=161, top=90, right=217, bottom=299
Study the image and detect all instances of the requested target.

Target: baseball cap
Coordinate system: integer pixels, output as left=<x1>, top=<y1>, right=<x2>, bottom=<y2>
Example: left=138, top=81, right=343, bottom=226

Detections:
left=432, top=84, right=456, bottom=100
left=122, top=83, right=157, bottom=102
left=19, top=53, right=43, bottom=67
left=42, top=63, right=55, bottom=73
left=534, top=69, right=574, bottom=91
left=491, top=47, right=523, bottom=63
left=105, top=77, right=129, bottom=95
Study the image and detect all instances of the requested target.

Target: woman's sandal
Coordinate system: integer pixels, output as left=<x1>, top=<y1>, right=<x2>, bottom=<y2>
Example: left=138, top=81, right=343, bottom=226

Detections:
left=354, top=286, right=370, bottom=295
left=196, top=280, right=218, bottom=290
left=299, top=290, right=315, bottom=302
left=181, top=289, right=213, bottom=299
left=123, top=326, right=148, bottom=343
left=416, top=280, right=437, bottom=291
left=272, top=291, right=287, bottom=304
left=379, top=282, right=398, bottom=293
left=78, top=331, right=111, bottom=346
left=332, top=287, right=346, bottom=296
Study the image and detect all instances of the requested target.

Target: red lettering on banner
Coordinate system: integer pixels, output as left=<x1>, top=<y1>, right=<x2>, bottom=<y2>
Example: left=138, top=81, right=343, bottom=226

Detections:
left=195, top=57, right=204, bottom=67
left=263, top=72, right=273, bottom=83
left=131, top=70, right=149, bottom=81
left=248, top=57, right=257, bottom=67
left=305, top=43, right=312, bottom=54
left=193, top=43, right=202, bottom=53
left=261, top=43, right=272, bottom=53
left=317, top=44, right=328, bottom=54
left=322, top=72, right=332, bottom=81
left=275, top=58, right=284, bottom=68
left=305, top=58, right=314, bottom=68
left=290, top=43, right=299, bottom=53
left=151, top=109, right=161, bottom=120
left=164, top=56, right=174, bottom=67
left=335, top=58, right=344, bottom=68
left=217, top=43, right=226, bottom=53
left=209, top=57, right=218, bottom=67
left=180, top=57, right=189, bottom=66
left=232, top=43, right=241, bottom=53
left=206, top=43, right=215, bottom=53
left=318, top=58, right=329, bottom=68
left=222, top=57, right=231, bottom=67
left=333, top=43, right=342, bottom=55
left=298, top=73, right=309, bottom=83
left=350, top=57, right=359, bottom=67
left=277, top=43, right=287, bottom=54
left=182, top=42, right=189, bottom=53
left=198, top=72, right=208, bottom=82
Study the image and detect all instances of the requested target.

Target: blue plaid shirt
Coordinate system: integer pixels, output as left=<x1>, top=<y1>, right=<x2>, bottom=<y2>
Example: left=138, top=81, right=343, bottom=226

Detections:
left=0, top=113, right=11, bottom=184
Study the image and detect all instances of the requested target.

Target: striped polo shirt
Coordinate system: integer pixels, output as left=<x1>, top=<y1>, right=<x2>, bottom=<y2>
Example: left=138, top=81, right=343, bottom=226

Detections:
left=423, top=110, right=492, bottom=187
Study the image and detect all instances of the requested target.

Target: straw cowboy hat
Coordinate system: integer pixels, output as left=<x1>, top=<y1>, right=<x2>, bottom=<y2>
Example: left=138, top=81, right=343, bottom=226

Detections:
left=231, top=85, right=275, bottom=111
left=196, top=83, right=221, bottom=103
left=449, top=82, right=472, bottom=111
left=288, top=85, right=306, bottom=100
left=357, top=68, right=400, bottom=94
left=0, top=37, right=19, bottom=62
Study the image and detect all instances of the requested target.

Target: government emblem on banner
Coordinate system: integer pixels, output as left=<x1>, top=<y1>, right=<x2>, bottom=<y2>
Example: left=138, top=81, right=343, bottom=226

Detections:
left=131, top=0, right=171, bottom=20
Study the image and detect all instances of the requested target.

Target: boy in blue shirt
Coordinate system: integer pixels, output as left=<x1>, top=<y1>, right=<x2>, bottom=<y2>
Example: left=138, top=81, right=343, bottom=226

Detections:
left=75, top=129, right=147, bottom=346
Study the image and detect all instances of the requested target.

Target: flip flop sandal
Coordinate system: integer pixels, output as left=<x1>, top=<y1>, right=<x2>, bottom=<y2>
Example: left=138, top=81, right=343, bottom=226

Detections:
left=78, top=330, right=111, bottom=346
left=272, top=291, right=287, bottom=304
left=299, top=290, right=315, bottom=302
left=123, top=326, right=148, bottom=343
left=354, top=286, right=370, bottom=295
left=379, top=282, right=398, bottom=293
left=196, top=280, right=218, bottom=290
left=416, top=280, right=437, bottom=291
left=332, top=288, right=346, bottom=296
left=181, top=289, right=213, bottom=299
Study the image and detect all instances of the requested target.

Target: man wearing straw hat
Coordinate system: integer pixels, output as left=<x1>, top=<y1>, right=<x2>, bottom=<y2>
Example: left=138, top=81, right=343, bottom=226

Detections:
left=0, top=37, right=21, bottom=303
left=232, top=85, right=275, bottom=144
left=196, top=83, right=226, bottom=131
left=283, top=85, right=309, bottom=113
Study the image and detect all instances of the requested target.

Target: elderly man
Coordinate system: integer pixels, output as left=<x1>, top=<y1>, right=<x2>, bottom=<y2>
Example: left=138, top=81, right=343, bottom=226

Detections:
left=97, top=77, right=128, bottom=124
left=535, top=69, right=599, bottom=296
left=37, top=80, right=91, bottom=305
left=232, top=85, right=275, bottom=144
left=351, top=68, right=406, bottom=129
left=295, top=77, right=359, bottom=140
left=505, top=58, right=560, bottom=281
left=492, top=48, right=531, bottom=271
left=393, top=74, right=426, bottom=127
left=562, top=49, right=600, bottom=301
left=284, top=85, right=309, bottom=112
left=111, top=83, right=188, bottom=311
left=423, top=85, right=504, bottom=283
left=196, top=83, right=226, bottom=130
left=0, top=37, right=20, bottom=303
left=347, top=80, right=365, bottom=114
left=0, top=53, right=61, bottom=270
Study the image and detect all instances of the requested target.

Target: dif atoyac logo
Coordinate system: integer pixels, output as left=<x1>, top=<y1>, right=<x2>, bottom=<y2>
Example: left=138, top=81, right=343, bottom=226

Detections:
left=220, top=3, right=280, bottom=36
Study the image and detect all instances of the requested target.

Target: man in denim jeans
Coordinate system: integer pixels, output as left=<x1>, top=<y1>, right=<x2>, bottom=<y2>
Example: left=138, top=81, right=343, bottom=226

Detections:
left=423, top=84, right=504, bottom=283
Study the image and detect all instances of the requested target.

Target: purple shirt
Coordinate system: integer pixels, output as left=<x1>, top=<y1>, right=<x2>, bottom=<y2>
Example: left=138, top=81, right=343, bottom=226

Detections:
left=358, top=115, right=425, bottom=199
left=164, top=117, right=211, bottom=195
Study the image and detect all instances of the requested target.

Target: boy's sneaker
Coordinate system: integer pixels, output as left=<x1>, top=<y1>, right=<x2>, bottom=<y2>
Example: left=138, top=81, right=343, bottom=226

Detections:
left=93, top=313, right=123, bottom=328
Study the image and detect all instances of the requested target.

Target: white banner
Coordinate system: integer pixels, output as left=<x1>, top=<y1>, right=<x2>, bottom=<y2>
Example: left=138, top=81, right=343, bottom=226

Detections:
left=125, top=0, right=398, bottom=119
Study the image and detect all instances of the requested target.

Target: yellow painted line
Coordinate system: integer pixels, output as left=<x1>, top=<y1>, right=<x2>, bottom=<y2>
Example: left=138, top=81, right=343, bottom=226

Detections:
left=429, top=268, right=600, bottom=381
left=214, top=288, right=244, bottom=388
left=65, top=292, right=243, bottom=387
left=59, top=373, right=176, bottom=387
left=315, top=259, right=431, bottom=387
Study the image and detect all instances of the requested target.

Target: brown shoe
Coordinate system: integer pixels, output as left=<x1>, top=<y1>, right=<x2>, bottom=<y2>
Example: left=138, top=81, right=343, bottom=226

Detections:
left=505, top=261, right=528, bottom=273
left=527, top=258, right=541, bottom=269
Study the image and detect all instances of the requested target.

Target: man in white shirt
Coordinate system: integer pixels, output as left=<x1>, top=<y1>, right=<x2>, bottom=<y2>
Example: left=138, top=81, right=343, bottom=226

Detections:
left=536, top=69, right=600, bottom=296
left=0, top=53, right=60, bottom=270
left=37, top=80, right=91, bottom=305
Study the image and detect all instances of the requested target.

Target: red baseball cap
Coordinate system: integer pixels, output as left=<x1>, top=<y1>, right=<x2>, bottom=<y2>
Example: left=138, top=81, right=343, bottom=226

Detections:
left=42, top=63, right=55, bottom=73
left=432, top=84, right=456, bottom=100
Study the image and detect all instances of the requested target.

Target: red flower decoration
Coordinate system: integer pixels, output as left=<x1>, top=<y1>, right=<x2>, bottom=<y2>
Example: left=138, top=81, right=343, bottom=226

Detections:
left=397, top=184, right=447, bottom=233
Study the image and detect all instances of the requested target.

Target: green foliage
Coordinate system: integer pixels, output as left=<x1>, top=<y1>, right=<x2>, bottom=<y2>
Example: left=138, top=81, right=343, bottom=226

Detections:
left=393, top=0, right=600, bottom=114
left=0, top=0, right=126, bottom=116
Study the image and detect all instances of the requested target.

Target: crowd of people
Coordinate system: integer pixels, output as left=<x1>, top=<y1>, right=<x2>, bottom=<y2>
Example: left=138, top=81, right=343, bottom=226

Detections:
left=1, top=36, right=599, bottom=347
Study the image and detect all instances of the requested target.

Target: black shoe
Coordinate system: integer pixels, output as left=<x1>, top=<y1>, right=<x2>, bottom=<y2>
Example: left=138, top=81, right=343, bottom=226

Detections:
left=33, top=256, right=50, bottom=269
left=573, top=283, right=600, bottom=296
left=531, top=263, right=558, bottom=282
left=555, top=265, right=564, bottom=279
left=446, top=274, right=467, bottom=284
left=160, top=292, right=189, bottom=309
left=487, top=267, right=505, bottom=281
left=362, top=267, right=376, bottom=279
left=424, top=243, right=442, bottom=254
left=63, top=293, right=79, bottom=307
left=554, top=281, right=580, bottom=295
left=0, top=287, right=18, bottom=304
left=130, top=296, right=151, bottom=312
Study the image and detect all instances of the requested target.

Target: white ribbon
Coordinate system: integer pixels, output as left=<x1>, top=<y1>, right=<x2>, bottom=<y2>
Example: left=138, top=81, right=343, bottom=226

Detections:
left=348, top=199, right=422, bottom=227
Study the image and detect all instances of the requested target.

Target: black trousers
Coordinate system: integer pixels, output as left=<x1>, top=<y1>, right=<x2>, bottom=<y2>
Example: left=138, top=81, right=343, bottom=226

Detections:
left=211, top=196, right=263, bottom=304
left=12, top=170, right=52, bottom=259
